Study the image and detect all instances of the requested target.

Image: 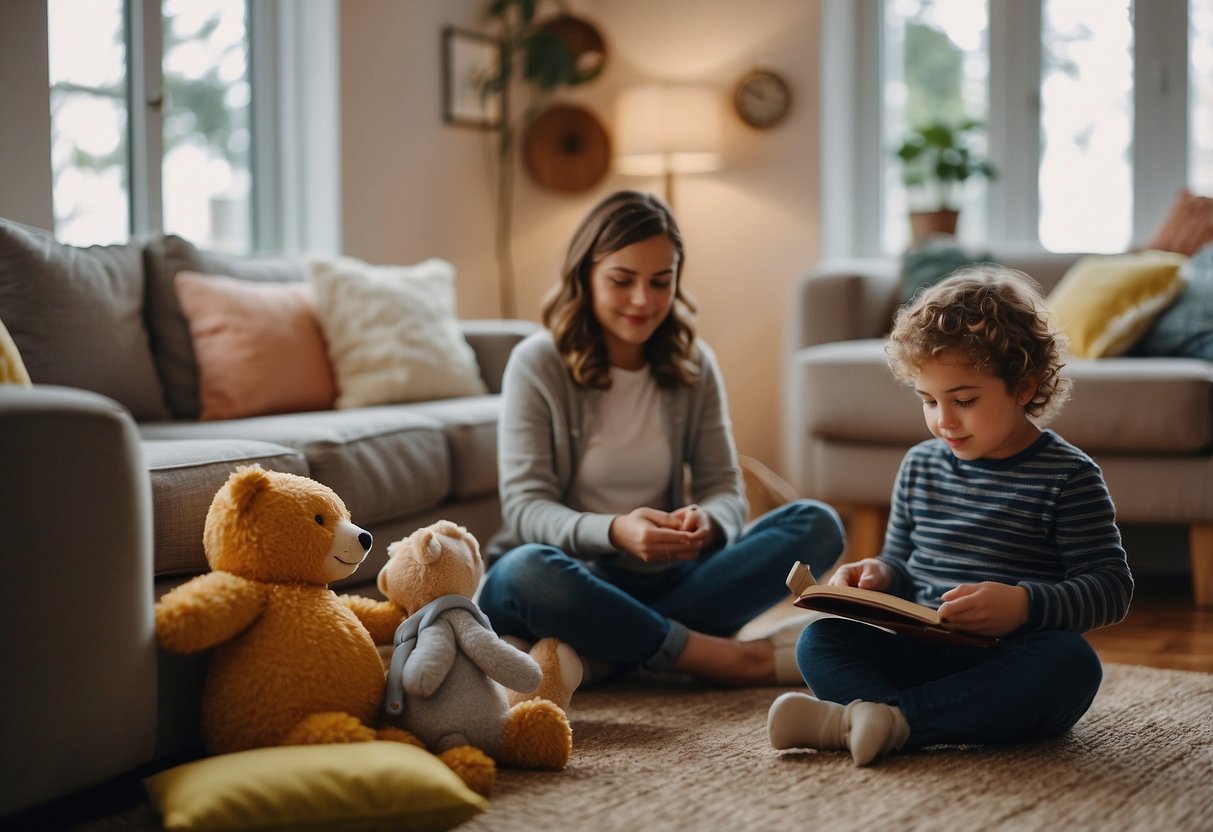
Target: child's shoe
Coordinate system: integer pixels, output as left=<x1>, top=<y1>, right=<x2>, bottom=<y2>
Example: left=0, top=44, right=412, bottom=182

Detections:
left=767, top=692, right=910, bottom=766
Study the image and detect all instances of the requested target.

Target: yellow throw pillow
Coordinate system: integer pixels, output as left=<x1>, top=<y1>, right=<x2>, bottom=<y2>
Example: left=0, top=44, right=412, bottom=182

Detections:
left=144, top=742, right=487, bottom=832
left=1046, top=251, right=1187, bottom=358
left=0, top=316, right=31, bottom=386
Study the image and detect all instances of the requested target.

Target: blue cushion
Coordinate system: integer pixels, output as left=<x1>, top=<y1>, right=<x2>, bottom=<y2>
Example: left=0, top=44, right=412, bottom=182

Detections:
left=1132, top=242, right=1213, bottom=360
left=900, top=236, right=996, bottom=306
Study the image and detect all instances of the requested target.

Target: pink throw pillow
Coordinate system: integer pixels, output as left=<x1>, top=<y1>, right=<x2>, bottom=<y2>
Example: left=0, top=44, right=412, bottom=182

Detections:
left=174, top=271, right=337, bottom=420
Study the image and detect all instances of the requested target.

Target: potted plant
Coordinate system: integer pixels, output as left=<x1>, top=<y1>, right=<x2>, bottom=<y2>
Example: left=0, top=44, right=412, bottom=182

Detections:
left=894, top=118, right=998, bottom=243
left=481, top=1, right=606, bottom=318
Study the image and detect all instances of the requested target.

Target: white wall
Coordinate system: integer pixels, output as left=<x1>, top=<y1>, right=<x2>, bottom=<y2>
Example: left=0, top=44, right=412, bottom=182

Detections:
left=341, top=0, right=822, bottom=474
left=0, top=0, right=54, bottom=230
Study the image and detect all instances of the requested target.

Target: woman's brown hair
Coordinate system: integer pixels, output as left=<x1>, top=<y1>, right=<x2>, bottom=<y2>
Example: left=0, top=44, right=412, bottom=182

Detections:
left=541, top=190, right=699, bottom=389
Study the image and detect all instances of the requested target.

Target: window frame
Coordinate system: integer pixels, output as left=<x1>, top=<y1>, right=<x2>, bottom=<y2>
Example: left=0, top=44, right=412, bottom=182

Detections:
left=111, top=0, right=339, bottom=252
left=821, top=0, right=1191, bottom=258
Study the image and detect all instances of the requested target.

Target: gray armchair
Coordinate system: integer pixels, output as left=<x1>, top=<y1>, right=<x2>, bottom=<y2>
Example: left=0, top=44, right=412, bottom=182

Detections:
left=0, top=385, right=157, bottom=818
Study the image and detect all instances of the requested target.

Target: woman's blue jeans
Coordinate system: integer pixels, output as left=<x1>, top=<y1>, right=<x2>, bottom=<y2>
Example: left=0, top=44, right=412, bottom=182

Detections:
left=478, top=500, right=844, bottom=670
left=797, top=616, right=1104, bottom=747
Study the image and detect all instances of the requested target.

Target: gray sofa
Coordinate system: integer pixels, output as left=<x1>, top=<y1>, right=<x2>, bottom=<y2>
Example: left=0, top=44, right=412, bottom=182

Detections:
left=0, top=218, right=538, bottom=819
left=783, top=251, right=1213, bottom=607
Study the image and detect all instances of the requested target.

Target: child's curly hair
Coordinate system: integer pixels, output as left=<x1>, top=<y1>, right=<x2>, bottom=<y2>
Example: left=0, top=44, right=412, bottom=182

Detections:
left=886, top=265, right=1071, bottom=423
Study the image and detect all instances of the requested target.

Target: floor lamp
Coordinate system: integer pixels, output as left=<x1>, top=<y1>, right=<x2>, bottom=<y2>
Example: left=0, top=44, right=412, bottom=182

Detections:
left=614, top=84, right=723, bottom=209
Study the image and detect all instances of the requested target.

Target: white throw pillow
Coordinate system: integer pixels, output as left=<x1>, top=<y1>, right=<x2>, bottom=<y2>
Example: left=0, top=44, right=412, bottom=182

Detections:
left=309, top=255, right=487, bottom=408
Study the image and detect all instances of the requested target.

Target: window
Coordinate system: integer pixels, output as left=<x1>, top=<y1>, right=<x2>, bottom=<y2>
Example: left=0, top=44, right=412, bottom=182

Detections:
left=1192, top=0, right=1213, bottom=192
left=825, top=0, right=1205, bottom=258
left=46, top=0, right=340, bottom=253
left=47, top=0, right=129, bottom=247
left=160, top=0, right=253, bottom=252
left=880, top=0, right=991, bottom=253
left=48, top=0, right=251, bottom=251
left=1039, top=0, right=1133, bottom=253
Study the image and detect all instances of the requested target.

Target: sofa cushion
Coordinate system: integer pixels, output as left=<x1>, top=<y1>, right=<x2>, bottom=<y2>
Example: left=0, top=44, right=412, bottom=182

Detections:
left=144, top=235, right=308, bottom=419
left=1045, top=251, right=1187, bottom=358
left=143, top=741, right=486, bottom=832
left=900, top=237, right=995, bottom=305
left=1052, top=357, right=1213, bottom=453
left=1131, top=242, right=1213, bottom=361
left=140, top=408, right=451, bottom=527
left=0, top=315, right=31, bottom=386
left=797, top=339, right=1213, bottom=454
left=401, top=395, right=500, bottom=499
left=175, top=271, right=337, bottom=420
left=309, top=255, right=488, bottom=409
left=0, top=218, right=169, bottom=420
left=1147, top=188, right=1213, bottom=257
left=142, top=438, right=310, bottom=577
left=795, top=340, right=928, bottom=445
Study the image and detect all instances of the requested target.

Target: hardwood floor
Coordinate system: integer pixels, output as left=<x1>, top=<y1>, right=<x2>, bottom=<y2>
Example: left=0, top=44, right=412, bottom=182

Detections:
left=1084, top=572, right=1213, bottom=673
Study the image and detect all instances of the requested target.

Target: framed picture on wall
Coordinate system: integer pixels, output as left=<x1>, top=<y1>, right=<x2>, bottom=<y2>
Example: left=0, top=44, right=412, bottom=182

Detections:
left=442, top=27, right=503, bottom=130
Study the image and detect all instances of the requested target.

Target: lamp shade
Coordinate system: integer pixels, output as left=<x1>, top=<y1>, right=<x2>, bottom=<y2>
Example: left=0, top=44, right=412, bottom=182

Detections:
left=614, top=85, right=723, bottom=176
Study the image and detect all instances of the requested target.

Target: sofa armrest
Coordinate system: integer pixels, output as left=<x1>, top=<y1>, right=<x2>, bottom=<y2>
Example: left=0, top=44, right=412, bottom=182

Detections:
left=789, top=259, right=902, bottom=350
left=0, top=385, right=157, bottom=818
left=460, top=319, right=542, bottom=394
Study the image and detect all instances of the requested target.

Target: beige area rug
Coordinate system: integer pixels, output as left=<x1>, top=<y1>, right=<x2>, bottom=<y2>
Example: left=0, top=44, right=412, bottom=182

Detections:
left=463, top=663, right=1213, bottom=832
left=41, top=663, right=1212, bottom=831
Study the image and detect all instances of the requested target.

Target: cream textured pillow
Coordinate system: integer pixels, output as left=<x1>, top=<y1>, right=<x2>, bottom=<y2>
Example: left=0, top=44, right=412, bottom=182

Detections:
left=1045, top=251, right=1188, bottom=358
left=143, top=742, right=486, bottom=831
left=175, top=272, right=337, bottom=420
left=309, top=256, right=487, bottom=408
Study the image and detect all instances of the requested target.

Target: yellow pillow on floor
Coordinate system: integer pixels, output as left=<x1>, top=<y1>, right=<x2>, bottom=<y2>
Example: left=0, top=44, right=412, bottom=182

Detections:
left=0, top=316, right=31, bottom=386
left=1046, top=251, right=1187, bottom=358
left=144, top=742, right=487, bottom=832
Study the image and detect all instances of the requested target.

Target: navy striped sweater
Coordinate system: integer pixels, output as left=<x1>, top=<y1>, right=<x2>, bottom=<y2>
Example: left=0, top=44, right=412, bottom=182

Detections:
left=877, top=430, right=1133, bottom=633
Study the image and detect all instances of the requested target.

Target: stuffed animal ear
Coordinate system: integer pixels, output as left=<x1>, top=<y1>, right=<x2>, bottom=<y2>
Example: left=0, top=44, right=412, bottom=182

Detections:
left=417, top=530, right=444, bottom=565
left=227, top=465, right=272, bottom=515
left=467, top=530, right=484, bottom=572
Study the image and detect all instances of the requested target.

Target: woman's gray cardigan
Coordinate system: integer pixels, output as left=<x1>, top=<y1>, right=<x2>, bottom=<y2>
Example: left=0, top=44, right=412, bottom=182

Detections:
left=486, top=330, right=747, bottom=563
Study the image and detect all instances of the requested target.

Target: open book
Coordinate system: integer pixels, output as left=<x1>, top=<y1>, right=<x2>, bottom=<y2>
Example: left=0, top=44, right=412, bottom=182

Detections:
left=786, top=562, right=999, bottom=647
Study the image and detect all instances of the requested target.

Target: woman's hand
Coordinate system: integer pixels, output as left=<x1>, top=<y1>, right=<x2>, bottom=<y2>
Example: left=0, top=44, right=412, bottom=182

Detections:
left=671, top=504, right=716, bottom=549
left=828, top=558, right=892, bottom=591
left=609, top=507, right=702, bottom=563
left=938, top=582, right=1029, bottom=637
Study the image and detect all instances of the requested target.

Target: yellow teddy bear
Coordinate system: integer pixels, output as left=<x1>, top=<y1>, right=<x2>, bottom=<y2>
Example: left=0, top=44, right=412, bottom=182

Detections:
left=155, top=465, right=417, bottom=755
left=367, top=520, right=579, bottom=796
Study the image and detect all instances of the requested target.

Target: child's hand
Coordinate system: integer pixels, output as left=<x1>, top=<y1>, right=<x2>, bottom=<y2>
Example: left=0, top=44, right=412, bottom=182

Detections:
left=609, top=507, right=700, bottom=563
left=938, top=582, right=1029, bottom=637
left=828, top=558, right=891, bottom=591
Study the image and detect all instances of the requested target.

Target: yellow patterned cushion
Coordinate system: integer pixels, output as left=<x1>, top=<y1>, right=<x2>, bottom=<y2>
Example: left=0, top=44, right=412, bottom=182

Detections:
left=144, top=742, right=486, bottom=832
left=0, top=316, right=31, bottom=386
left=1046, top=251, right=1187, bottom=358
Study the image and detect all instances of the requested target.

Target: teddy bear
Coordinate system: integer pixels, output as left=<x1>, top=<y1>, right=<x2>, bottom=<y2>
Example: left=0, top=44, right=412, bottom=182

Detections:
left=372, top=520, right=579, bottom=796
left=154, top=464, right=420, bottom=755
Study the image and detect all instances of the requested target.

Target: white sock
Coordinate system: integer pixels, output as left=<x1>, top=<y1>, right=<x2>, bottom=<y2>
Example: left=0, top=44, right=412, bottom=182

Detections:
left=845, top=701, right=910, bottom=766
left=767, top=692, right=847, bottom=751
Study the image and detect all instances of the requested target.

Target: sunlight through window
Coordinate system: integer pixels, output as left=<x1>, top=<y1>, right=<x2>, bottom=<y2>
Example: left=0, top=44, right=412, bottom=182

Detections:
left=1039, top=0, right=1133, bottom=253
left=881, top=0, right=990, bottom=253
left=1192, top=0, right=1213, bottom=194
left=47, top=0, right=252, bottom=250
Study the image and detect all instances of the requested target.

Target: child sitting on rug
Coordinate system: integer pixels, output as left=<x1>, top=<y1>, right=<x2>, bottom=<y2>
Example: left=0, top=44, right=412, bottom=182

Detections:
left=767, top=266, right=1134, bottom=766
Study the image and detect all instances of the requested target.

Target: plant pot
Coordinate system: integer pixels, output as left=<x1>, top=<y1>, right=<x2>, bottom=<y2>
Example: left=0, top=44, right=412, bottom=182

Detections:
left=909, top=209, right=959, bottom=243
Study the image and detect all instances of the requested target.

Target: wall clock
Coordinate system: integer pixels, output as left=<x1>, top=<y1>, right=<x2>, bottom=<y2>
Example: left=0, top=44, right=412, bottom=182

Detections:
left=734, top=69, right=791, bottom=129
